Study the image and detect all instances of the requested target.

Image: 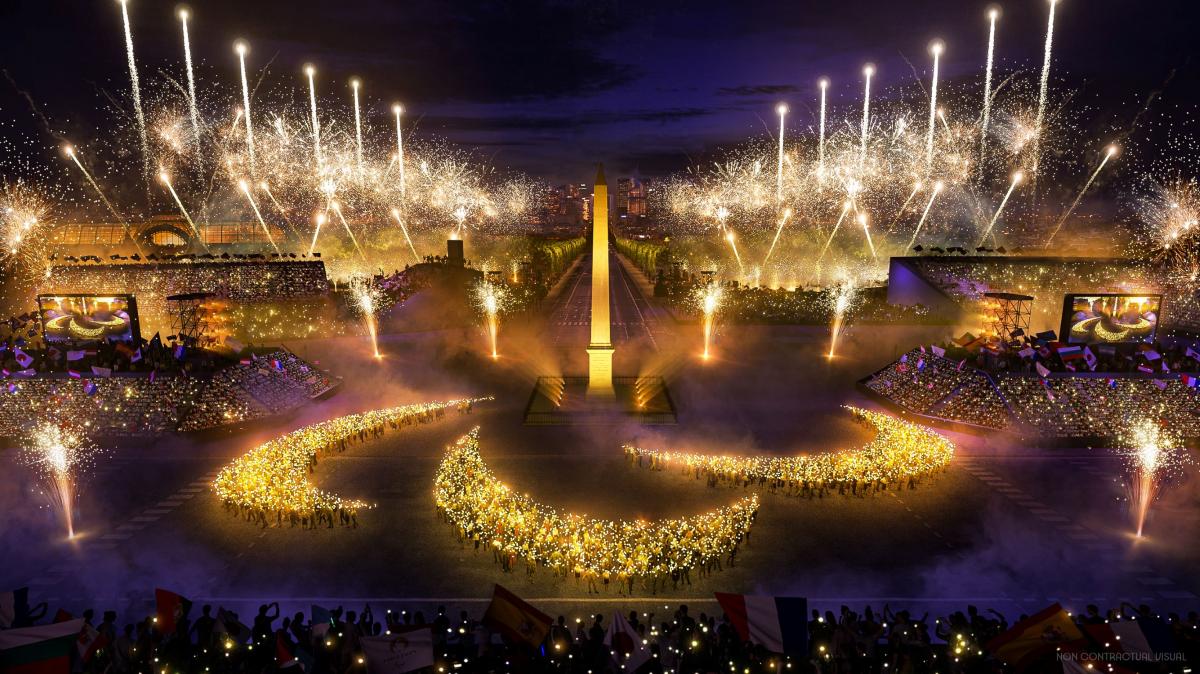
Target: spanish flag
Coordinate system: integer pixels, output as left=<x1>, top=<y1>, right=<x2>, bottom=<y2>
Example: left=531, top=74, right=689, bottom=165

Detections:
left=482, top=584, right=551, bottom=648
left=985, top=603, right=1083, bottom=671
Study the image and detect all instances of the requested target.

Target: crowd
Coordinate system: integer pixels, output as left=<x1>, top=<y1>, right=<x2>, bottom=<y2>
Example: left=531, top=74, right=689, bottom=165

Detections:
left=0, top=350, right=337, bottom=437
left=214, top=399, right=483, bottom=529
left=624, top=407, right=955, bottom=498
left=664, top=281, right=939, bottom=326
left=435, top=428, right=758, bottom=594
left=863, top=347, right=1200, bottom=438
left=7, top=597, right=1200, bottom=673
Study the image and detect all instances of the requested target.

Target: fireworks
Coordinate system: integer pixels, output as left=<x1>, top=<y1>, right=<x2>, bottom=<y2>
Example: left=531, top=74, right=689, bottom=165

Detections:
left=1120, top=420, right=1188, bottom=538
left=234, top=41, right=255, bottom=172
left=214, top=398, right=487, bottom=522
left=1044, top=145, right=1118, bottom=247
left=625, top=406, right=954, bottom=493
left=825, top=273, right=860, bottom=358
left=926, top=41, right=944, bottom=173
left=474, top=281, right=510, bottom=359
left=695, top=283, right=723, bottom=360
left=350, top=275, right=383, bottom=358
left=21, top=423, right=98, bottom=539
left=435, top=427, right=758, bottom=582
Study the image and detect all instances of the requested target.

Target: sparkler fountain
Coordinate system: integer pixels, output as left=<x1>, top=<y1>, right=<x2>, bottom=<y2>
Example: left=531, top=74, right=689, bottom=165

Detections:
left=699, top=283, right=723, bottom=361
left=476, top=282, right=509, bottom=360
left=826, top=277, right=859, bottom=359
left=1122, top=420, right=1187, bottom=538
left=22, top=423, right=96, bottom=540
left=350, top=276, right=382, bottom=358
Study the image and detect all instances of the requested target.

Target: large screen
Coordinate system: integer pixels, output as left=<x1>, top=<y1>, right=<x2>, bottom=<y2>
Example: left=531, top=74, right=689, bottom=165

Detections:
left=37, top=294, right=140, bottom=345
left=1060, top=293, right=1161, bottom=345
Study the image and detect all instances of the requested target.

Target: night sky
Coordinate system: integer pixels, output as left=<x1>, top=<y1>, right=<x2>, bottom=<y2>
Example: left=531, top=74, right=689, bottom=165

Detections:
left=1, top=0, right=1198, bottom=184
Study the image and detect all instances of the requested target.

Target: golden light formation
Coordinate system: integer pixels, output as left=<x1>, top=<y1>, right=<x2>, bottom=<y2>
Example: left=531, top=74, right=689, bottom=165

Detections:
left=625, top=407, right=954, bottom=494
left=214, top=398, right=488, bottom=525
left=434, top=428, right=758, bottom=584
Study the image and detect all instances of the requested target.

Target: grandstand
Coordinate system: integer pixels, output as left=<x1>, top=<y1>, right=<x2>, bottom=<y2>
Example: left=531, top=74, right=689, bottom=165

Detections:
left=861, top=348, right=1200, bottom=443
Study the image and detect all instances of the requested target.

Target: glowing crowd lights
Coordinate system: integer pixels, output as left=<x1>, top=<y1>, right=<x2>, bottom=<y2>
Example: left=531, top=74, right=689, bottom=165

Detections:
left=435, top=428, right=758, bottom=583
left=625, top=406, right=955, bottom=494
left=214, top=398, right=488, bottom=524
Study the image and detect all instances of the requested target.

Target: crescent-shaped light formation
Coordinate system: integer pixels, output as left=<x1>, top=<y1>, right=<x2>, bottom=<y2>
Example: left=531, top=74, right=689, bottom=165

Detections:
left=624, top=406, right=954, bottom=493
left=214, top=397, right=490, bottom=520
left=435, top=428, right=758, bottom=581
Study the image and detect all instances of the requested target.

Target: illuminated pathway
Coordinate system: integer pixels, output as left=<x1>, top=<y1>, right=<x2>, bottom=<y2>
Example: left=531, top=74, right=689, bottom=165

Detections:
left=546, top=250, right=666, bottom=349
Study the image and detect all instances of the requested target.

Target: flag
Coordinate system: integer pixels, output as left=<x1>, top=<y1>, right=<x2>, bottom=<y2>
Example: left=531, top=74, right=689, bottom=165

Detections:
left=1187, top=346, right=1200, bottom=362
left=173, top=345, right=186, bottom=360
left=957, top=359, right=966, bottom=371
left=1153, top=378, right=1168, bottom=390
left=310, top=605, right=333, bottom=638
left=985, top=603, right=1083, bottom=671
left=0, top=618, right=85, bottom=674
left=1143, top=349, right=1161, bottom=361
left=1018, top=347, right=1036, bottom=359
left=931, top=345, right=946, bottom=357
left=1137, top=364, right=1154, bottom=374
left=155, top=588, right=191, bottom=634
left=1107, top=378, right=1118, bottom=389
left=916, top=358, right=926, bottom=372
left=482, top=584, right=551, bottom=648
left=67, top=370, right=80, bottom=379
left=272, top=358, right=284, bottom=372
left=149, top=369, right=156, bottom=383
left=1036, top=362, right=1051, bottom=378
left=1110, top=618, right=1175, bottom=660
left=89, top=366, right=112, bottom=378
left=361, top=627, right=434, bottom=674
left=1083, top=347, right=1097, bottom=369
left=14, top=369, right=35, bottom=378
left=130, top=349, right=142, bottom=363
left=65, top=351, right=85, bottom=362
left=1181, top=374, right=1197, bottom=388
left=82, top=380, right=96, bottom=396
left=1041, top=379, right=1055, bottom=402
left=714, top=592, right=808, bottom=655
left=604, top=611, right=650, bottom=672
left=114, top=343, right=133, bottom=357
left=1035, top=330, right=1058, bottom=342
left=13, top=349, right=32, bottom=368
left=276, top=633, right=298, bottom=668
left=899, top=354, right=908, bottom=363
left=215, top=608, right=251, bottom=645
left=0, top=587, right=29, bottom=629
left=224, top=336, right=245, bottom=353
left=76, top=622, right=106, bottom=663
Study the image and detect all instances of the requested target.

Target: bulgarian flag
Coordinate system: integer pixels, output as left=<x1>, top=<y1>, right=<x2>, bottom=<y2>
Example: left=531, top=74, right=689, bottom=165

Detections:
left=0, top=618, right=85, bottom=674
left=155, top=588, right=192, bottom=634
left=714, top=592, right=807, bottom=655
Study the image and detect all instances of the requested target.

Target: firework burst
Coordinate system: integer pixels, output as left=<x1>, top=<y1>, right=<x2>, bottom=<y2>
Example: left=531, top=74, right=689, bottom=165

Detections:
left=1120, top=420, right=1189, bottom=538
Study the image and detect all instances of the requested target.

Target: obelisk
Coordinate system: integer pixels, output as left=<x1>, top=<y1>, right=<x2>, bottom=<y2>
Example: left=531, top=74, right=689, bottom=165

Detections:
left=586, top=165, right=615, bottom=397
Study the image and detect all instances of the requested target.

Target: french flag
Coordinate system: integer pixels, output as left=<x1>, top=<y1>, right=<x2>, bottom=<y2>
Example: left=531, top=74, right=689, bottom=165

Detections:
left=715, top=592, right=807, bottom=654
